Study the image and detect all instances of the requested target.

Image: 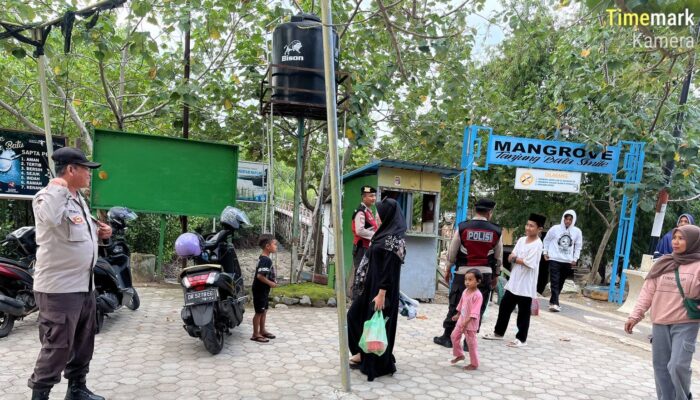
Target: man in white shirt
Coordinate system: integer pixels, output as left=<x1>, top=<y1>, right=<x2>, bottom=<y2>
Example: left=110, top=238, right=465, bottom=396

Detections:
left=29, top=147, right=111, bottom=400
left=483, top=213, right=545, bottom=348
left=542, top=210, right=583, bottom=312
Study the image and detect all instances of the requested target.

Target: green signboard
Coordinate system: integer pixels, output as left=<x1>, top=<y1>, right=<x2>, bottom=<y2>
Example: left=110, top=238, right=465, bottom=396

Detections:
left=91, top=129, right=238, bottom=217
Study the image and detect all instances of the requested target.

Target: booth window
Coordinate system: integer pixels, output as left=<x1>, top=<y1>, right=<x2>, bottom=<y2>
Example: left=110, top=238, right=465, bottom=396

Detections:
left=412, top=193, right=437, bottom=234
left=381, top=190, right=438, bottom=235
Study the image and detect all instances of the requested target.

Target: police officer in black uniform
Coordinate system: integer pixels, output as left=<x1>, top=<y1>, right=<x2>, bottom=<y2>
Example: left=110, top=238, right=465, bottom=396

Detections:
left=433, top=198, right=502, bottom=348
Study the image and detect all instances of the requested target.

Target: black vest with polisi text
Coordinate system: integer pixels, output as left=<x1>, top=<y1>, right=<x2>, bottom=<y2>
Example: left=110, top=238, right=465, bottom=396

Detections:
left=456, top=219, right=502, bottom=268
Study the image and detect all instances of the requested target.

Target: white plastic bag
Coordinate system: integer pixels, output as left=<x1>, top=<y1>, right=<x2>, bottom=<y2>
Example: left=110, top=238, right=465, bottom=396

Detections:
left=399, top=291, right=419, bottom=320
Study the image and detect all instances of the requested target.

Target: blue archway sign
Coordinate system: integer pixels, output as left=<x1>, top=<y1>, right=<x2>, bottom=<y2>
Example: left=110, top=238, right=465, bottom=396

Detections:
left=456, top=125, right=645, bottom=303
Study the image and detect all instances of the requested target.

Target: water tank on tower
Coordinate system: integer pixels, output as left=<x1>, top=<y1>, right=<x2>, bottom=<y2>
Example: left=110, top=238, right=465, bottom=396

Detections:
left=271, top=13, right=339, bottom=108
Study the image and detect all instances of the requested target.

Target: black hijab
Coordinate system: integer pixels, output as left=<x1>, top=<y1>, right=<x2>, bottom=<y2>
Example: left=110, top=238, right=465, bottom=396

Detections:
left=371, top=198, right=407, bottom=262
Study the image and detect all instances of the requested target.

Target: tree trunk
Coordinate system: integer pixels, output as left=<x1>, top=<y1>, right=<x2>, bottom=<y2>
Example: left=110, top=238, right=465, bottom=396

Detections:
left=297, top=153, right=329, bottom=280
left=313, top=156, right=330, bottom=273
left=588, top=214, right=618, bottom=284
left=300, top=127, right=315, bottom=211
left=341, top=142, right=353, bottom=174
left=180, top=8, right=191, bottom=270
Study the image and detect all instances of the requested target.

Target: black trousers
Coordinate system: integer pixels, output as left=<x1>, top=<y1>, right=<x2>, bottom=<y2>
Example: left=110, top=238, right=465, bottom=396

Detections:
left=442, top=272, right=492, bottom=336
left=493, top=290, right=532, bottom=343
left=28, top=292, right=96, bottom=390
left=549, top=260, right=571, bottom=306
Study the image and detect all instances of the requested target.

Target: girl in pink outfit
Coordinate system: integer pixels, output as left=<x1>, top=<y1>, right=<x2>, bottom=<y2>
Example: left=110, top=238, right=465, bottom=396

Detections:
left=625, top=224, right=700, bottom=400
left=450, top=269, right=484, bottom=370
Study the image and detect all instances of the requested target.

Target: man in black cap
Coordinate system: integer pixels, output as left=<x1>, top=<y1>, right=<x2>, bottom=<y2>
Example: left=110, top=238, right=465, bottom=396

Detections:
left=28, top=147, right=111, bottom=400
left=483, top=213, right=545, bottom=348
left=348, top=185, right=379, bottom=298
left=433, top=198, right=502, bottom=348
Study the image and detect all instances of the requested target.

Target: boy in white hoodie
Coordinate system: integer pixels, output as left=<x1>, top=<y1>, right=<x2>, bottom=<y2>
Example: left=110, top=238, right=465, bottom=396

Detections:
left=543, top=210, right=583, bottom=312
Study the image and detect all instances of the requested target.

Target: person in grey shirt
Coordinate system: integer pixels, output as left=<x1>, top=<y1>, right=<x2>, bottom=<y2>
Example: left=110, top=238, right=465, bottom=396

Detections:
left=28, top=147, right=112, bottom=400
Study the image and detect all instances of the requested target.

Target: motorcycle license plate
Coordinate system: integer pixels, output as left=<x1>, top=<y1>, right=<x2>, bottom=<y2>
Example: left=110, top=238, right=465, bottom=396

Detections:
left=184, top=288, right=218, bottom=306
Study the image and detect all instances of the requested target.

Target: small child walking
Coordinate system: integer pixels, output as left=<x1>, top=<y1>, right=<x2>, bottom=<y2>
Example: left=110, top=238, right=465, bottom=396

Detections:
left=251, top=234, right=278, bottom=343
left=450, top=269, right=484, bottom=370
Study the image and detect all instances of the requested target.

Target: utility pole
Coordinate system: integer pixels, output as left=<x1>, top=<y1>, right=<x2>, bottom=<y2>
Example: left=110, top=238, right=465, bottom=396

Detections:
left=319, top=0, right=351, bottom=392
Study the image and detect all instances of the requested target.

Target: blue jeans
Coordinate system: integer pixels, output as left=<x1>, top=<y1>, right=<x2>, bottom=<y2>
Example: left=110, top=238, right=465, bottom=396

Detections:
left=652, top=323, right=700, bottom=400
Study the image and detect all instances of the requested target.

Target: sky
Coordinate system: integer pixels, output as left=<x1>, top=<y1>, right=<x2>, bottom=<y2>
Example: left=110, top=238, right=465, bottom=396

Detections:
left=465, top=0, right=507, bottom=60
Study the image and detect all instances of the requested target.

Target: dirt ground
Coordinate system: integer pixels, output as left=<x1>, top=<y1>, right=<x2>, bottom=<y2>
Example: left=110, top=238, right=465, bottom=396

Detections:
left=159, top=245, right=296, bottom=288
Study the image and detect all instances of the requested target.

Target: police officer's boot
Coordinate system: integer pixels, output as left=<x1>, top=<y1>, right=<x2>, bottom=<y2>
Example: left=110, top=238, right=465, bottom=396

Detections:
left=31, top=389, right=50, bottom=400
left=64, top=380, right=105, bottom=400
left=432, top=330, right=452, bottom=348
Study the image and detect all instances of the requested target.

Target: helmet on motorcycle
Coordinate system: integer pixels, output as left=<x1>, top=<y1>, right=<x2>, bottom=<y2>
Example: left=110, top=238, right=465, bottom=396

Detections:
left=175, top=232, right=204, bottom=257
left=107, top=207, right=137, bottom=230
left=220, top=206, right=252, bottom=230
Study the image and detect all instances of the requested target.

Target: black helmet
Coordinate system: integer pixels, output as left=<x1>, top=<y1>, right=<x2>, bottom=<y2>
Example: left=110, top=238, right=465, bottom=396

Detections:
left=107, top=207, right=137, bottom=230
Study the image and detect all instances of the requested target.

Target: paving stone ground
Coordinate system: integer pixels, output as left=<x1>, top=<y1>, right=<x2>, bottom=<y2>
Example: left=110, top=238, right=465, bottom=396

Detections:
left=0, top=286, right=694, bottom=399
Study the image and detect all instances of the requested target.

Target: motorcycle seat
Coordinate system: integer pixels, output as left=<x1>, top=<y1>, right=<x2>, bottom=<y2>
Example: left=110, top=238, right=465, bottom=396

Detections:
left=179, top=264, right=221, bottom=279
left=203, top=230, right=226, bottom=251
left=0, top=256, right=30, bottom=270
left=220, top=272, right=234, bottom=284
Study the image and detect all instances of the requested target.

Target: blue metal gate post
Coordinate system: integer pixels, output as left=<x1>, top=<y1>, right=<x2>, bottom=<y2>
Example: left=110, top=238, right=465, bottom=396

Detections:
left=456, top=125, right=492, bottom=225
left=456, top=126, right=476, bottom=224
left=609, top=142, right=646, bottom=303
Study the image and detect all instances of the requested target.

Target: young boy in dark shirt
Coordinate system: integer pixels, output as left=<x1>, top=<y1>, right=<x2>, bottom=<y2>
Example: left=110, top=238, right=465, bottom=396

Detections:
left=251, top=234, right=278, bottom=343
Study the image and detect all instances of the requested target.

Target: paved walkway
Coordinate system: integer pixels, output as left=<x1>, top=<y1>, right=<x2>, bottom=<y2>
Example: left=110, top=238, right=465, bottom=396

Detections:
left=0, top=287, right=690, bottom=399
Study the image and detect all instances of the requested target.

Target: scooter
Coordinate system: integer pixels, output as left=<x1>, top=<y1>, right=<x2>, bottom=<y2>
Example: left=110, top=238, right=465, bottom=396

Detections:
left=94, top=207, right=140, bottom=333
left=0, top=226, right=37, bottom=338
left=176, top=206, right=249, bottom=355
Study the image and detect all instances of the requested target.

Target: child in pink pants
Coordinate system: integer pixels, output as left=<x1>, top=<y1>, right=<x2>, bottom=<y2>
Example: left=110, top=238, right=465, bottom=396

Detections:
left=450, top=269, right=484, bottom=370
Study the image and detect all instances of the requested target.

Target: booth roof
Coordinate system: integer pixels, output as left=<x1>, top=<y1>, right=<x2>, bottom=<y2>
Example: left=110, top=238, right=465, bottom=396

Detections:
left=342, top=158, right=462, bottom=182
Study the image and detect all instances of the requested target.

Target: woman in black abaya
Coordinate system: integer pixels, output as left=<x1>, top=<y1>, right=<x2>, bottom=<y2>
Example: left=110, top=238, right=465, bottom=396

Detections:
left=347, top=198, right=406, bottom=381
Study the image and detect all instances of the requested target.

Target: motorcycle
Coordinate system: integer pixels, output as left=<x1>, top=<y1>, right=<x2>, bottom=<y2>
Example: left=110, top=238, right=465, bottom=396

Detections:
left=94, top=206, right=140, bottom=333
left=176, top=206, right=249, bottom=355
left=0, top=226, right=37, bottom=338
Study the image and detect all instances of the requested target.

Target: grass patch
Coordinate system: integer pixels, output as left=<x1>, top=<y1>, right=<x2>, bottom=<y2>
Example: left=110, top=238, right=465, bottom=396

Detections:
left=271, top=282, right=336, bottom=303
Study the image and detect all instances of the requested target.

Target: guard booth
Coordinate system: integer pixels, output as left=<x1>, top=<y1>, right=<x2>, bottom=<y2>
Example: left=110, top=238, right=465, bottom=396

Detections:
left=342, top=159, right=461, bottom=300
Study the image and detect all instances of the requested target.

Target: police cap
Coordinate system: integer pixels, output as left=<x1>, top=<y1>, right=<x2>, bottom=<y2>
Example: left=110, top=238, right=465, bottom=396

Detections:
left=361, top=186, right=377, bottom=195
left=52, top=147, right=101, bottom=169
left=474, top=198, right=496, bottom=212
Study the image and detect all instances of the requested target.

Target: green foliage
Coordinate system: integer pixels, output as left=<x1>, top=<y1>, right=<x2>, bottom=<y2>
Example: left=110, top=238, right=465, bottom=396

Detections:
left=271, top=282, right=335, bottom=303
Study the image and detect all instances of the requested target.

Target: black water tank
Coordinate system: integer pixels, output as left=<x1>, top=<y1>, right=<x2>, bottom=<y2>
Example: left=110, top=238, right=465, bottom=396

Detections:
left=271, top=13, right=339, bottom=107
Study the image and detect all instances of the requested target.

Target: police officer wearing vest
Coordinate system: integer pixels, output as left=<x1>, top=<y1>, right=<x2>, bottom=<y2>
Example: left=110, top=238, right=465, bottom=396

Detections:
left=28, top=148, right=112, bottom=400
left=348, top=185, right=379, bottom=298
left=433, top=198, right=502, bottom=348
